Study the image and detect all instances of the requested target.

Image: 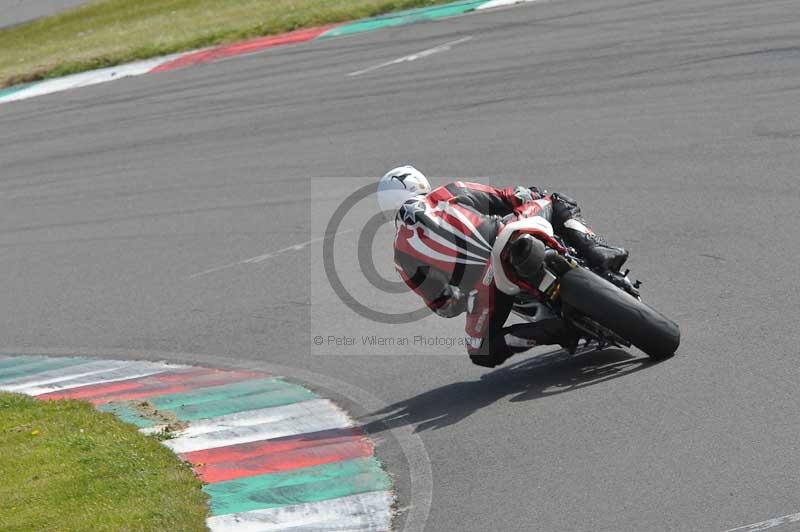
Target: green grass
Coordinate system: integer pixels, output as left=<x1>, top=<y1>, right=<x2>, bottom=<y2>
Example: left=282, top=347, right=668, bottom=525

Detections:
left=0, top=0, right=460, bottom=87
left=0, top=392, right=208, bottom=532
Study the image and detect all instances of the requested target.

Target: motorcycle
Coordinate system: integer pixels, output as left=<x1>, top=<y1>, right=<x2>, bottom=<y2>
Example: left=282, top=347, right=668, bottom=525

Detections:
left=494, top=209, right=681, bottom=360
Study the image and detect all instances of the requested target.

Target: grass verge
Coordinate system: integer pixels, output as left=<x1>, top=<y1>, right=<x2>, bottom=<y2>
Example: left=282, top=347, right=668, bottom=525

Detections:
left=0, top=392, right=208, bottom=532
left=0, top=0, right=462, bottom=87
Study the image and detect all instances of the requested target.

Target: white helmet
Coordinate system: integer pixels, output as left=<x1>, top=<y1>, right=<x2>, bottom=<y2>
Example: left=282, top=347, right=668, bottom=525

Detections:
left=377, top=165, right=431, bottom=218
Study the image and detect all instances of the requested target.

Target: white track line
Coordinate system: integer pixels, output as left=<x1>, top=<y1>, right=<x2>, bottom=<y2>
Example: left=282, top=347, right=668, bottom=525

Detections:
left=206, top=491, right=393, bottom=532
left=188, top=230, right=351, bottom=279
left=477, top=0, right=540, bottom=9
left=154, top=399, right=353, bottom=453
left=723, top=512, right=800, bottom=532
left=348, top=36, right=473, bottom=76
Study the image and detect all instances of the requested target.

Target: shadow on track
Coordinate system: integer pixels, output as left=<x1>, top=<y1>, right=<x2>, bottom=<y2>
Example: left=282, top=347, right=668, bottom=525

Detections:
left=361, top=348, right=660, bottom=435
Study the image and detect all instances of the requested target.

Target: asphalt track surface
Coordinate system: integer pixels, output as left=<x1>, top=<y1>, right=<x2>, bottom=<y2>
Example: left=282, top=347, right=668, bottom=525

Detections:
left=2, top=0, right=800, bottom=530
left=0, top=0, right=86, bottom=27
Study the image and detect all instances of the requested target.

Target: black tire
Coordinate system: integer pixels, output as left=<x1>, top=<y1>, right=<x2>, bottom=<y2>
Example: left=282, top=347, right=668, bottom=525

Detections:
left=559, top=268, right=680, bottom=360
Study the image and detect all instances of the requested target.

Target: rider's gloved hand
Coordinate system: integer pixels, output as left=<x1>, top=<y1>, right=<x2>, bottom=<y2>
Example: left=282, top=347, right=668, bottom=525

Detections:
left=433, top=286, right=467, bottom=318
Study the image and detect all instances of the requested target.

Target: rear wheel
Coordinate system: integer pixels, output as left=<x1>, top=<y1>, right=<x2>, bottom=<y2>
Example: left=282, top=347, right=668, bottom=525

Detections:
left=559, top=268, right=680, bottom=360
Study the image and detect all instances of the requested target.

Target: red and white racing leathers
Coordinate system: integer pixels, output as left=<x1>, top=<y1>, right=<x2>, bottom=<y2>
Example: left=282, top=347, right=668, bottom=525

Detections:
left=393, top=181, right=575, bottom=368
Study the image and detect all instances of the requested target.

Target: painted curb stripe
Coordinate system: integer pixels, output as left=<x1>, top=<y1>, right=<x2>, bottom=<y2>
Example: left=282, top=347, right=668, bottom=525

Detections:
left=0, top=0, right=534, bottom=105
left=156, top=399, right=353, bottom=453
left=205, top=490, right=393, bottom=532
left=1, top=359, right=154, bottom=391
left=182, top=427, right=372, bottom=483
left=6, top=361, right=177, bottom=396
left=0, top=356, right=90, bottom=383
left=170, top=386, right=317, bottom=421
left=39, top=368, right=264, bottom=404
left=319, top=0, right=485, bottom=38
left=98, top=376, right=316, bottom=427
left=182, top=426, right=363, bottom=464
left=155, top=378, right=317, bottom=421
left=150, top=377, right=304, bottom=410
left=204, top=457, right=390, bottom=515
left=36, top=367, right=216, bottom=401
left=0, top=355, right=49, bottom=369
left=141, top=398, right=340, bottom=437
left=0, top=82, right=40, bottom=99
left=150, top=25, right=336, bottom=74
left=0, top=356, right=393, bottom=531
left=97, top=401, right=161, bottom=428
left=0, top=56, right=178, bottom=104
left=196, top=439, right=373, bottom=484
left=0, top=354, right=47, bottom=365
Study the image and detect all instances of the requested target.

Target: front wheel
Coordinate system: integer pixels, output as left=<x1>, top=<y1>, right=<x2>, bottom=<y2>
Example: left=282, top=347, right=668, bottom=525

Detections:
left=559, top=268, right=680, bottom=360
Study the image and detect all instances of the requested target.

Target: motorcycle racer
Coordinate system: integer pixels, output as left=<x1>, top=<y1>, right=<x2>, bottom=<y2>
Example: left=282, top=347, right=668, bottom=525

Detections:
left=379, top=165, right=629, bottom=368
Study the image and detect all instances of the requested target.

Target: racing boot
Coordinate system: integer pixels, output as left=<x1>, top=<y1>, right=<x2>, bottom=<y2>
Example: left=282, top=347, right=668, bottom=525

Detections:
left=550, top=192, right=628, bottom=273
left=561, top=224, right=629, bottom=273
left=505, top=318, right=581, bottom=355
